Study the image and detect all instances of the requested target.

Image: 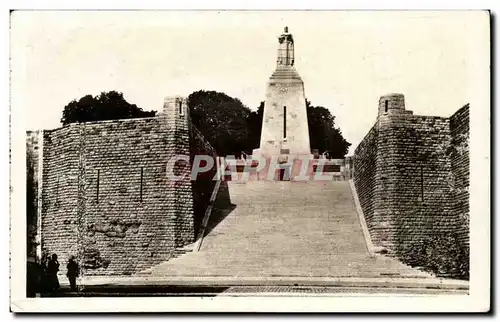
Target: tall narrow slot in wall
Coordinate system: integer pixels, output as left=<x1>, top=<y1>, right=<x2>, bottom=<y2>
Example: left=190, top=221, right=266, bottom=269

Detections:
left=283, top=106, right=287, bottom=139
left=140, top=167, right=143, bottom=202
left=178, top=99, right=184, bottom=116
left=385, top=100, right=388, bottom=113
left=420, top=165, right=424, bottom=202
left=96, top=169, right=100, bottom=204
left=55, top=175, right=59, bottom=206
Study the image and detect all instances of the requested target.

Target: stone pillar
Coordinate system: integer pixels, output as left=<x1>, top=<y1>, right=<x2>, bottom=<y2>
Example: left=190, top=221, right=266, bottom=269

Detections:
left=162, top=96, right=195, bottom=246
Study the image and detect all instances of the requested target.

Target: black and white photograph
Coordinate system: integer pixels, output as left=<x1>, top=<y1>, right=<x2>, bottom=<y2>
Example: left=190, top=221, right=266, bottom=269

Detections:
left=9, top=9, right=490, bottom=312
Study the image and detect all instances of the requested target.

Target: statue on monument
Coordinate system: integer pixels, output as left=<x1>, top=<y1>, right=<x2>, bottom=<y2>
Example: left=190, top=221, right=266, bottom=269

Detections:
left=254, top=25, right=310, bottom=163
left=277, top=26, right=294, bottom=66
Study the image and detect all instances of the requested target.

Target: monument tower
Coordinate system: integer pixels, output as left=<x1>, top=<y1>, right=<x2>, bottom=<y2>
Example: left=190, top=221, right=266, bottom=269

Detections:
left=253, top=27, right=311, bottom=159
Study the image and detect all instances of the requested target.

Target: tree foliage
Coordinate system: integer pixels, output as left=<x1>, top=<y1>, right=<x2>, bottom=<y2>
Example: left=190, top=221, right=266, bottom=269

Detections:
left=397, top=231, right=469, bottom=280
left=188, top=92, right=350, bottom=158
left=306, top=99, right=351, bottom=158
left=59, top=89, right=351, bottom=158
left=61, top=91, right=156, bottom=125
left=244, top=99, right=351, bottom=158
left=246, top=101, right=264, bottom=153
left=188, top=90, right=251, bottom=157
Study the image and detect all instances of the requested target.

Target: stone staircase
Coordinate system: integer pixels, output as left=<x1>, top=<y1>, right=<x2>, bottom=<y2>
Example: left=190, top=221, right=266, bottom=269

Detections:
left=140, top=181, right=433, bottom=279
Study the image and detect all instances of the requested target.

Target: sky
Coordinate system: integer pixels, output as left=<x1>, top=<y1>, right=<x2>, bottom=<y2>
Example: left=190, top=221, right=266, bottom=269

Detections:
left=11, top=11, right=489, bottom=154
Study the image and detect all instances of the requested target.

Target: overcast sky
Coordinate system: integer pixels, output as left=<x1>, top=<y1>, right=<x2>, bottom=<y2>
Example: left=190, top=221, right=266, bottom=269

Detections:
left=11, top=11, right=488, bottom=154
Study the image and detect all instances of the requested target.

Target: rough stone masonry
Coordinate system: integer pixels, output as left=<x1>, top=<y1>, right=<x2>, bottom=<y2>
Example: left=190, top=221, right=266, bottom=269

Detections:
left=25, top=27, right=470, bottom=279
left=27, top=96, right=217, bottom=276
left=353, top=93, right=469, bottom=262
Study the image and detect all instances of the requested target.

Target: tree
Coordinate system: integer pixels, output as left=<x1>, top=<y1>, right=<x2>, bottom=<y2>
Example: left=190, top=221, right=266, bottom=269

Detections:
left=306, top=99, right=351, bottom=158
left=188, top=90, right=251, bottom=157
left=246, top=101, right=264, bottom=153
left=61, top=91, right=156, bottom=125
left=245, top=99, right=351, bottom=158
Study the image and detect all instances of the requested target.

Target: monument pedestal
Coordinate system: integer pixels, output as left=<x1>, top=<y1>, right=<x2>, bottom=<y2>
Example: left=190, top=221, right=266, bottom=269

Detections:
left=250, top=27, right=313, bottom=181
left=248, top=151, right=315, bottom=181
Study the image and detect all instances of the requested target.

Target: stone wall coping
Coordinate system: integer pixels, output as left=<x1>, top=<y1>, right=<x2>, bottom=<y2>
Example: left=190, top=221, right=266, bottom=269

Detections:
left=36, top=116, right=164, bottom=135
left=450, top=103, right=470, bottom=118
left=349, top=179, right=375, bottom=256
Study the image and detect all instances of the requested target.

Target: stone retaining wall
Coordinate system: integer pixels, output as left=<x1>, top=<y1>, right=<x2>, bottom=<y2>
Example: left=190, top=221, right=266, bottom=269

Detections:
left=354, top=96, right=469, bottom=260
left=29, top=96, right=218, bottom=276
left=449, top=104, right=470, bottom=246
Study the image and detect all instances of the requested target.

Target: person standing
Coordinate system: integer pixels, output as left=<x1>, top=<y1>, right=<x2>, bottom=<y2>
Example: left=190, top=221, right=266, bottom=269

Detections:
left=46, top=254, right=60, bottom=291
left=66, top=256, right=80, bottom=292
left=39, top=253, right=49, bottom=292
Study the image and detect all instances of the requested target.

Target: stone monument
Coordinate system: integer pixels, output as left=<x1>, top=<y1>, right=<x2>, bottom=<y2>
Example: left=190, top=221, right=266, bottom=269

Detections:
left=253, top=27, right=311, bottom=159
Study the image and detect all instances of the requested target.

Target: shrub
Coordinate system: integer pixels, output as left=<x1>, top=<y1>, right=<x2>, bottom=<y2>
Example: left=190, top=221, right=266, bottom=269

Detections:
left=398, top=231, right=469, bottom=280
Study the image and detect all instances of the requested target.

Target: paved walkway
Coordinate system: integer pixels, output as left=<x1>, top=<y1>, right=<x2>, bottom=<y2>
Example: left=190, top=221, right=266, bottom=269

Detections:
left=54, top=275, right=468, bottom=296
left=141, top=181, right=433, bottom=278
left=63, top=275, right=468, bottom=289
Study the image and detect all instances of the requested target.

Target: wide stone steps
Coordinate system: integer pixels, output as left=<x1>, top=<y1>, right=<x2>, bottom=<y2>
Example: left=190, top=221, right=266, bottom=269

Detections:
left=140, top=181, right=433, bottom=279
